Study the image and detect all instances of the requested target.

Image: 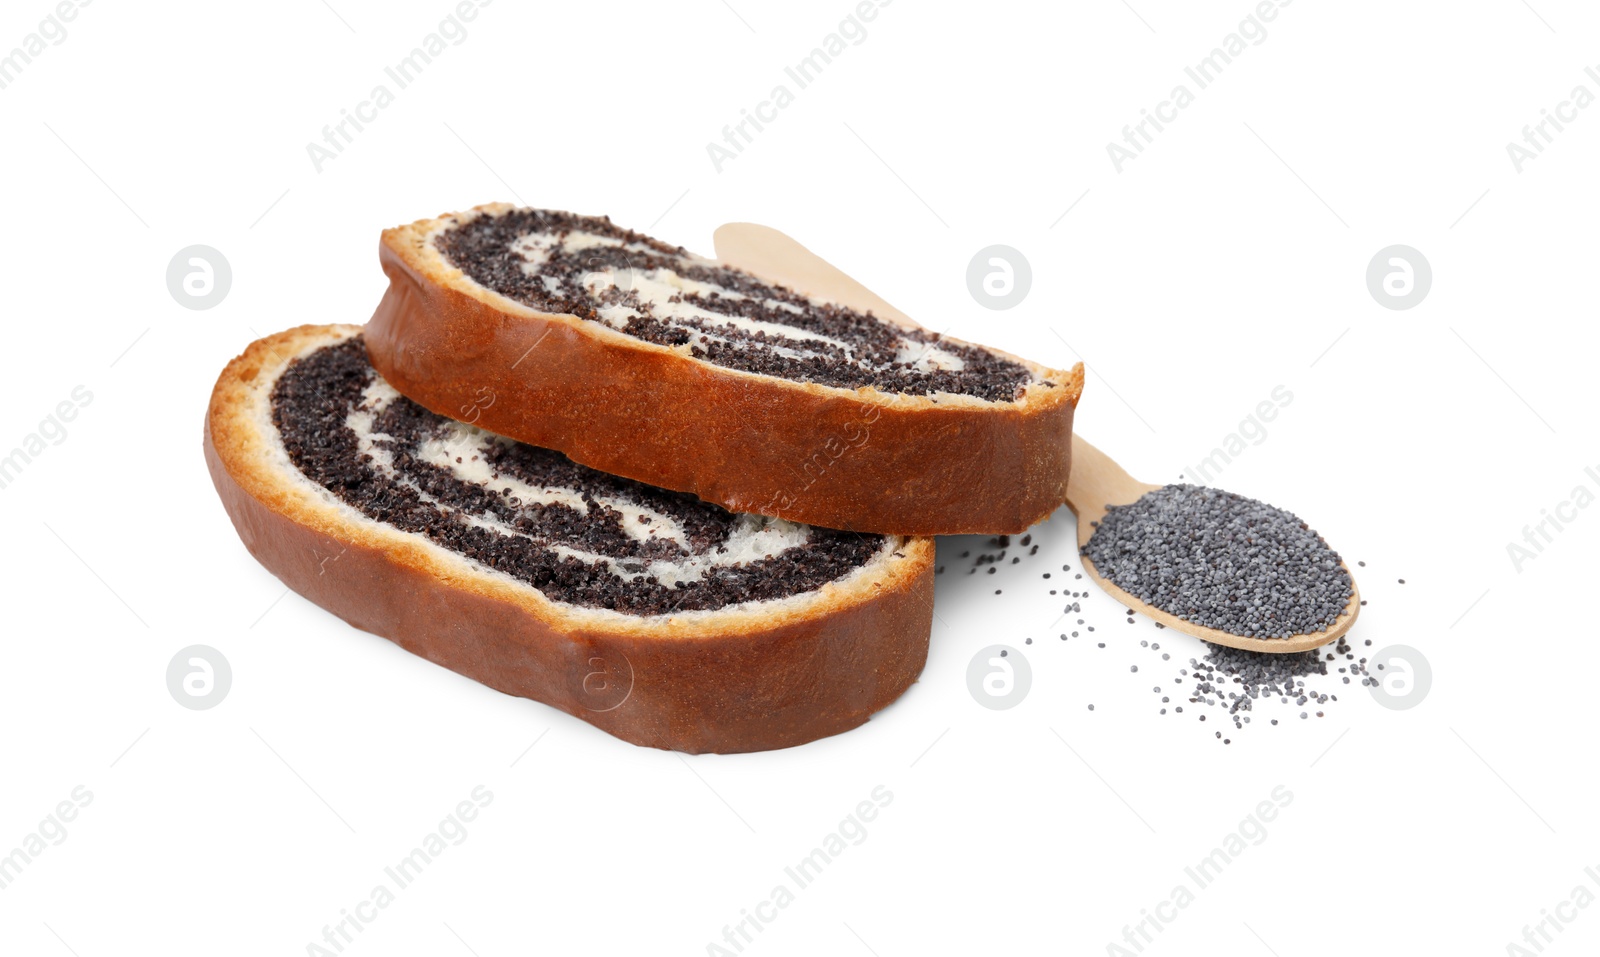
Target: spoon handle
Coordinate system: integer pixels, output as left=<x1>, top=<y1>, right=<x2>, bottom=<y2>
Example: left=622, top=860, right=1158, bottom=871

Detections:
left=713, top=222, right=919, bottom=329
left=1067, top=434, right=1163, bottom=515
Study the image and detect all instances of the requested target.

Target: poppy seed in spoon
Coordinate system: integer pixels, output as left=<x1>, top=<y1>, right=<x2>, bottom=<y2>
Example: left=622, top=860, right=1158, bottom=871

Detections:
left=1082, top=484, right=1353, bottom=639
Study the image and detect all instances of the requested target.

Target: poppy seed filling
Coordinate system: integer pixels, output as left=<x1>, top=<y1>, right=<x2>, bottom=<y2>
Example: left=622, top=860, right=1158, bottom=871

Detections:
left=432, top=208, right=1042, bottom=402
left=270, top=337, right=889, bottom=615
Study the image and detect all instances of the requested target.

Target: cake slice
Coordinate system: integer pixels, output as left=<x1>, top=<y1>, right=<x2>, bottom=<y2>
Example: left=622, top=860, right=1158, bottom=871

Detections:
left=366, top=204, right=1083, bottom=535
left=204, top=325, right=934, bottom=753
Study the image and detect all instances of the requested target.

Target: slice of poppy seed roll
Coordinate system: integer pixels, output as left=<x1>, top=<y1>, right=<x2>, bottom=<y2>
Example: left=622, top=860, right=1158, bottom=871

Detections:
left=204, top=325, right=933, bottom=753
left=366, top=204, right=1083, bottom=535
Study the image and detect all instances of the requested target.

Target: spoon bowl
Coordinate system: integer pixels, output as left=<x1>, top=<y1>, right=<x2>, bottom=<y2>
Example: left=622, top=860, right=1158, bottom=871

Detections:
left=1067, top=435, right=1360, bottom=653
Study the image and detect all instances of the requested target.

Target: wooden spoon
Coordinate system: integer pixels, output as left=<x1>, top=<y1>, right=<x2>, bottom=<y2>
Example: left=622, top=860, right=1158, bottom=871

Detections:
left=1067, top=435, right=1360, bottom=653
left=713, top=223, right=1361, bottom=653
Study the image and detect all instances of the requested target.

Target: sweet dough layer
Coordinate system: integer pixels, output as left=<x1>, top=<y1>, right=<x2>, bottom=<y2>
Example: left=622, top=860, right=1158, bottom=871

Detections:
left=432, top=208, right=1041, bottom=402
left=270, top=336, right=894, bottom=616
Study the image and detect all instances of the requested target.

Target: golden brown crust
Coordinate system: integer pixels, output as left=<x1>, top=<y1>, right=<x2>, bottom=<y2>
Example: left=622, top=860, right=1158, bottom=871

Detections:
left=204, top=325, right=935, bottom=753
left=364, top=205, right=1084, bottom=535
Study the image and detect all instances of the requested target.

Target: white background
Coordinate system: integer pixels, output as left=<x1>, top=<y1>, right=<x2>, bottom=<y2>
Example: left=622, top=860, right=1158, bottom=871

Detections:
left=3, top=0, right=1598, bottom=954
